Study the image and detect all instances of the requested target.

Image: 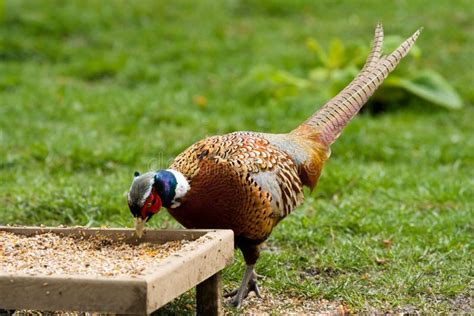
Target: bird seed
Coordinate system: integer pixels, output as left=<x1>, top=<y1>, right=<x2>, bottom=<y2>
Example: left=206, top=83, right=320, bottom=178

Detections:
left=0, top=231, right=200, bottom=277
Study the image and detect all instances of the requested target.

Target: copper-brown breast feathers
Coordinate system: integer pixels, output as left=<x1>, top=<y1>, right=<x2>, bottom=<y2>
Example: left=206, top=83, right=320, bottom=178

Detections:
left=169, top=132, right=304, bottom=240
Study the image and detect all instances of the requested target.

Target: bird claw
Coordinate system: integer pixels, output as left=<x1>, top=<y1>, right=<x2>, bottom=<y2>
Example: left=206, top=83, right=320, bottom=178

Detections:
left=254, top=272, right=265, bottom=280
left=250, top=279, right=262, bottom=298
left=226, top=294, right=243, bottom=308
left=225, top=276, right=261, bottom=308
left=224, top=288, right=238, bottom=298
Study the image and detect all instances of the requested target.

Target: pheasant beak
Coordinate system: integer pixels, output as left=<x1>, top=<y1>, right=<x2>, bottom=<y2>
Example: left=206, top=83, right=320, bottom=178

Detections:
left=134, top=189, right=162, bottom=238
left=135, top=217, right=146, bottom=238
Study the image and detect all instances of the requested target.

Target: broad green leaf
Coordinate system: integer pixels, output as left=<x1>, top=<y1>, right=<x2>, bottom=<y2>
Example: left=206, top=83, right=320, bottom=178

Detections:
left=306, top=37, right=327, bottom=65
left=238, top=65, right=310, bottom=101
left=308, top=67, right=329, bottom=81
left=386, top=71, right=463, bottom=109
left=327, top=38, right=345, bottom=69
left=276, top=71, right=309, bottom=88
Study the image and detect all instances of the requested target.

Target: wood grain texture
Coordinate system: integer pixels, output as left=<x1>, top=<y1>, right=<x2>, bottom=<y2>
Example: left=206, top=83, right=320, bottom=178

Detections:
left=196, top=272, right=222, bottom=316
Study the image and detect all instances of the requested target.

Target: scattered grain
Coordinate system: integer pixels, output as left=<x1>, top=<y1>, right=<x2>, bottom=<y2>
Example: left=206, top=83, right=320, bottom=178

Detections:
left=0, top=231, right=205, bottom=277
left=224, top=289, right=351, bottom=314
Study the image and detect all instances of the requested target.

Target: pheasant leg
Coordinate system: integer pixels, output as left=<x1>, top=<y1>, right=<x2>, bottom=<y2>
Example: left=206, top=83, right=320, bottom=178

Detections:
left=225, top=264, right=261, bottom=308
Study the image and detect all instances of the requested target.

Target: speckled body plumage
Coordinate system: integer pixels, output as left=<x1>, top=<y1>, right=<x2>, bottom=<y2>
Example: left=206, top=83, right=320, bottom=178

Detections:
left=169, top=131, right=327, bottom=262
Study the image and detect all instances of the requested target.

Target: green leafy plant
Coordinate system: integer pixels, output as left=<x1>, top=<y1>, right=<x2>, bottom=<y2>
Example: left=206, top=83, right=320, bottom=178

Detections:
left=239, top=34, right=463, bottom=110
left=236, top=65, right=311, bottom=102
left=308, top=34, right=463, bottom=109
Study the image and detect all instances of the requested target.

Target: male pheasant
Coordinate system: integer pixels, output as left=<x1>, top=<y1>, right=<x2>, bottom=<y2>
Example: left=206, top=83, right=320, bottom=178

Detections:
left=127, top=25, right=421, bottom=307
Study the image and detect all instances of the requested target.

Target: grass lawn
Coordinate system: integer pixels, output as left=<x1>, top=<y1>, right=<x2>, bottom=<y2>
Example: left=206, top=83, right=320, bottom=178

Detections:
left=0, top=0, right=472, bottom=313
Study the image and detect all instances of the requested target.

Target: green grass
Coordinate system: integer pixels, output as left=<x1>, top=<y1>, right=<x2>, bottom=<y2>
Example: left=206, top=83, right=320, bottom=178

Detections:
left=1, top=0, right=473, bottom=313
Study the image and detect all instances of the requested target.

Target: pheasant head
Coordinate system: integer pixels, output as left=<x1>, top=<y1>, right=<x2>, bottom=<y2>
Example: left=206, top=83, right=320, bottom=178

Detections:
left=127, top=169, right=190, bottom=237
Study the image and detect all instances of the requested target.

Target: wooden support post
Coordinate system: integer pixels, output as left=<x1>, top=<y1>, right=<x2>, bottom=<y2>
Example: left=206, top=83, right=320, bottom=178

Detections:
left=196, top=272, right=222, bottom=316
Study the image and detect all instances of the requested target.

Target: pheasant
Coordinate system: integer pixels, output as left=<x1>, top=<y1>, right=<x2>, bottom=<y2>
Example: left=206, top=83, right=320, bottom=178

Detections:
left=127, top=25, right=421, bottom=307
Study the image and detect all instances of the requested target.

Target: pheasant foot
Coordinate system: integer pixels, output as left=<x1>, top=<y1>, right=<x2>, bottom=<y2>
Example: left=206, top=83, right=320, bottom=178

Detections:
left=225, top=264, right=261, bottom=308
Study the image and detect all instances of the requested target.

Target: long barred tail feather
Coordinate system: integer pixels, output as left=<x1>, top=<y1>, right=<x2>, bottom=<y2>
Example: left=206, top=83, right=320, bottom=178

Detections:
left=297, top=25, right=422, bottom=145
left=357, top=23, right=384, bottom=78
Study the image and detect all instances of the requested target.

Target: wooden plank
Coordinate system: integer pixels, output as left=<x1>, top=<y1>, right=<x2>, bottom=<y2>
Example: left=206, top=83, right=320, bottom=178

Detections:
left=145, top=230, right=233, bottom=313
left=0, top=227, right=234, bottom=314
left=0, top=275, right=147, bottom=314
left=196, top=272, right=222, bottom=316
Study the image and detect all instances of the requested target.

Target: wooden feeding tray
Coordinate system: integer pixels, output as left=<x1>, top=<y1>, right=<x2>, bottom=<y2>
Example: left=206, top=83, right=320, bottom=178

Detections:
left=0, top=226, right=234, bottom=315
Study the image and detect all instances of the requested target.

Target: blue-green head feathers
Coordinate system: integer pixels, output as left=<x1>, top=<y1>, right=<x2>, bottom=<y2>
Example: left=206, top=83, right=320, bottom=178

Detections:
left=154, top=170, right=177, bottom=208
